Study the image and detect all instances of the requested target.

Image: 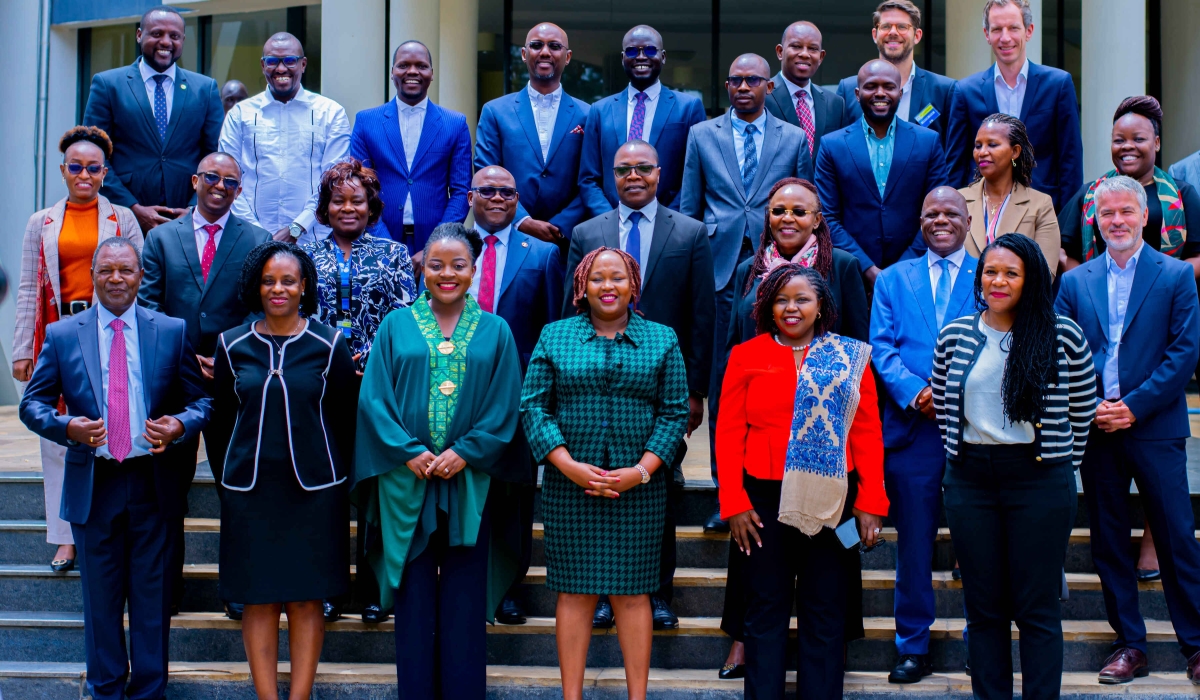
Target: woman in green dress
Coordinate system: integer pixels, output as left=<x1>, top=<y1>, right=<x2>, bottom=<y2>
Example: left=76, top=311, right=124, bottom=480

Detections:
left=351, top=223, right=525, bottom=700
left=521, top=247, right=690, bottom=700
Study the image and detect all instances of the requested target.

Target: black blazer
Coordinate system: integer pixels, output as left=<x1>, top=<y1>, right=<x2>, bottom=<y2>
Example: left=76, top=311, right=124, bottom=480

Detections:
left=83, top=60, right=223, bottom=209
left=837, top=66, right=964, bottom=154
left=564, top=207, right=716, bottom=397
left=765, top=73, right=848, bottom=159
left=138, top=213, right=272, bottom=356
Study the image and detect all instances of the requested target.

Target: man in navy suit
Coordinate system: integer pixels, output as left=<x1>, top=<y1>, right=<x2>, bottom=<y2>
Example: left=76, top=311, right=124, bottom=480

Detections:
left=1055, top=176, right=1200, bottom=685
left=468, top=165, right=564, bottom=625
left=949, top=0, right=1082, bottom=208
left=350, top=40, right=472, bottom=263
left=19, top=237, right=211, bottom=700
left=578, top=25, right=706, bottom=216
left=871, top=187, right=977, bottom=684
left=765, top=21, right=847, bottom=160
left=816, top=60, right=949, bottom=289
left=83, top=6, right=223, bottom=234
left=475, top=23, right=589, bottom=246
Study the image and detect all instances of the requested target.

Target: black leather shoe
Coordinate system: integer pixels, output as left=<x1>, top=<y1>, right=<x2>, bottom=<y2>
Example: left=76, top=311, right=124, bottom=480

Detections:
left=224, top=602, right=244, bottom=621
left=718, top=663, right=745, bottom=679
left=651, top=596, right=679, bottom=630
left=964, top=656, right=971, bottom=676
left=50, top=558, right=74, bottom=573
left=169, top=603, right=180, bottom=617
left=593, top=598, right=614, bottom=629
left=1136, top=568, right=1161, bottom=582
left=704, top=511, right=730, bottom=534
left=322, top=600, right=342, bottom=622
left=495, top=596, right=527, bottom=625
left=361, top=605, right=390, bottom=624
left=888, top=654, right=933, bottom=683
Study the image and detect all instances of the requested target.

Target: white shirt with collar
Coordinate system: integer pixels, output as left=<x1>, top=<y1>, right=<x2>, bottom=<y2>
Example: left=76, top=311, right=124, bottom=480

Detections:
left=730, top=111, right=767, bottom=174
left=95, top=303, right=151, bottom=461
left=779, top=74, right=813, bottom=117
left=138, top=58, right=177, bottom=122
left=396, top=96, right=430, bottom=226
left=192, top=208, right=231, bottom=260
left=625, top=81, right=663, bottom=140
left=618, top=198, right=658, bottom=281
left=469, top=224, right=513, bottom=309
left=927, top=246, right=967, bottom=291
left=527, top=82, right=563, bottom=161
left=897, top=60, right=918, bottom=122
left=1103, top=242, right=1144, bottom=400
left=993, top=58, right=1031, bottom=118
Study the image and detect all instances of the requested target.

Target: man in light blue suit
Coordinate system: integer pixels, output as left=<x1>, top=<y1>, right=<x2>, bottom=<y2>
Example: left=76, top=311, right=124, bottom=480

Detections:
left=1170, top=149, right=1200, bottom=192
left=475, top=23, right=589, bottom=246
left=870, top=187, right=977, bottom=684
left=578, top=25, right=706, bottom=216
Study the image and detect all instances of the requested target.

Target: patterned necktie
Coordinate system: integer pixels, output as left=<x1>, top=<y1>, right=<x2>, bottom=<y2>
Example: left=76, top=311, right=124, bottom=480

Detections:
left=934, top=258, right=952, bottom=329
left=107, top=319, right=131, bottom=462
left=741, top=124, right=759, bottom=194
left=478, top=234, right=499, bottom=313
left=626, top=211, right=643, bottom=266
left=794, top=91, right=816, bottom=155
left=152, top=74, right=169, bottom=141
left=628, top=92, right=649, bottom=141
left=200, top=224, right=220, bottom=283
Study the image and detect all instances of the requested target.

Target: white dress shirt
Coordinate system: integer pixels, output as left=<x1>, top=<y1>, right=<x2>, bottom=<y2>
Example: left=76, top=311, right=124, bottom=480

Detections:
left=618, top=199, right=658, bottom=281
left=730, top=111, right=767, bottom=175
left=95, top=303, right=151, bottom=460
left=469, top=224, right=513, bottom=308
left=1103, top=243, right=1143, bottom=400
left=625, top=81, right=663, bottom=140
left=397, top=97, right=430, bottom=225
left=192, top=208, right=231, bottom=260
left=927, top=246, right=967, bottom=290
left=138, top=58, right=177, bottom=122
left=527, top=82, right=563, bottom=161
left=897, top=60, right=918, bottom=122
left=219, top=87, right=351, bottom=245
left=993, top=59, right=1030, bottom=118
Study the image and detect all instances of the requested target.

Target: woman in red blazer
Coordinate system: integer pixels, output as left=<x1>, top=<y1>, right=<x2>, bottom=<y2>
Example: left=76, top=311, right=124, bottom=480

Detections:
left=716, top=263, right=888, bottom=700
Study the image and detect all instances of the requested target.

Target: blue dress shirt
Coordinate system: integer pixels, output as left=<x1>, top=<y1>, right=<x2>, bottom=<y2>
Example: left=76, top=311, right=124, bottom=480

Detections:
left=1103, top=244, right=1143, bottom=399
left=95, top=304, right=151, bottom=460
left=731, top=111, right=767, bottom=174
left=861, top=116, right=897, bottom=198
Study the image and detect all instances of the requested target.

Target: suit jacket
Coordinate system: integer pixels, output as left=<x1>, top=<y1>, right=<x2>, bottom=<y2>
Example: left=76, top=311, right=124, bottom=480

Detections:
left=565, top=208, right=716, bottom=396
left=837, top=66, right=964, bottom=153
left=959, top=180, right=1060, bottom=275
left=474, top=89, right=590, bottom=237
left=764, top=73, right=847, bottom=159
left=138, top=213, right=272, bottom=357
left=491, top=229, right=565, bottom=369
left=1054, top=246, right=1200, bottom=440
left=82, top=60, right=223, bottom=209
left=680, top=111, right=814, bottom=290
left=578, top=86, right=706, bottom=216
left=815, top=118, right=949, bottom=272
left=950, top=62, right=1083, bottom=210
left=870, top=252, right=978, bottom=449
left=18, top=306, right=212, bottom=524
left=1169, top=150, right=1200, bottom=191
left=350, top=100, right=472, bottom=251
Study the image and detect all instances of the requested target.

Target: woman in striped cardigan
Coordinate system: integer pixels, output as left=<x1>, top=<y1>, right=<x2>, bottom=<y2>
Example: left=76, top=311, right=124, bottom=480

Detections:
left=932, top=233, right=1096, bottom=700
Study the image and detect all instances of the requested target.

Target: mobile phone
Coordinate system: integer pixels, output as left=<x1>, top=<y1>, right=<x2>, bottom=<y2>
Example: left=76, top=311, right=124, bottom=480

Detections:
left=835, top=517, right=860, bottom=549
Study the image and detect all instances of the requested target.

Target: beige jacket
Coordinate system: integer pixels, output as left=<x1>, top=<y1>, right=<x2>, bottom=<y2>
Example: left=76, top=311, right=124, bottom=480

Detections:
left=959, top=180, right=1060, bottom=277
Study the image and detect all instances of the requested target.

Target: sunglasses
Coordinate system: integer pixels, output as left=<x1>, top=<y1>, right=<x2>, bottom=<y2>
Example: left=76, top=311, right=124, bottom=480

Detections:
left=623, top=45, right=659, bottom=59
left=472, top=186, right=517, bottom=200
left=613, top=164, right=658, bottom=177
left=770, top=207, right=816, bottom=218
left=727, top=75, right=768, bottom=88
left=65, top=163, right=104, bottom=175
left=198, top=171, right=241, bottom=190
left=262, top=55, right=304, bottom=68
left=527, top=40, right=565, bottom=52
left=860, top=535, right=887, bottom=554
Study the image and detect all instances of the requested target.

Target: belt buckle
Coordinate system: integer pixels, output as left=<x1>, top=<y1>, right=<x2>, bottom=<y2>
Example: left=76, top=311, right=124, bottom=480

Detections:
left=68, top=300, right=90, bottom=315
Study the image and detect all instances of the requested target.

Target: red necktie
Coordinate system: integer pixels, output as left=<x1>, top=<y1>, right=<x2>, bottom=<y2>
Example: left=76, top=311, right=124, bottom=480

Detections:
left=478, top=234, right=498, bottom=313
left=794, top=91, right=816, bottom=156
left=200, top=224, right=220, bottom=282
left=107, top=319, right=131, bottom=462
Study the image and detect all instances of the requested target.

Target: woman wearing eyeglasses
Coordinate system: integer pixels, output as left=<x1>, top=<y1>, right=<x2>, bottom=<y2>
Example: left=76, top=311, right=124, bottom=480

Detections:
left=12, top=125, right=142, bottom=573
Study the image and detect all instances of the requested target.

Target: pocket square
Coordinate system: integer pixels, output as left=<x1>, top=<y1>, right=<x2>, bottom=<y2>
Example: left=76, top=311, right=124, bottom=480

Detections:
left=570, top=125, right=585, bottom=135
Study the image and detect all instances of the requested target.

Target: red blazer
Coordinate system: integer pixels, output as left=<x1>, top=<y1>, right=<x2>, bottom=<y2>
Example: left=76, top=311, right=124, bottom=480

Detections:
left=716, top=333, right=889, bottom=520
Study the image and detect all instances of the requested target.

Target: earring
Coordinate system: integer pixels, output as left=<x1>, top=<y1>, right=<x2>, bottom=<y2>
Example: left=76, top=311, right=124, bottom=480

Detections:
left=817, top=312, right=821, bottom=318
left=1012, top=158, right=1017, bottom=168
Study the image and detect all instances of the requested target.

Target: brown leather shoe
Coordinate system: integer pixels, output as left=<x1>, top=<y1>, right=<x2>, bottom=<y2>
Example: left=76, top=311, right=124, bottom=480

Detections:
left=1188, top=649, right=1200, bottom=684
left=1098, top=647, right=1149, bottom=684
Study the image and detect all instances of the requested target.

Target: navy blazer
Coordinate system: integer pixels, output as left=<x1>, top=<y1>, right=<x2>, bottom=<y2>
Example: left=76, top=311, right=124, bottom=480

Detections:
left=350, top=100, right=472, bottom=251
left=1054, top=246, right=1200, bottom=440
left=475, top=89, right=591, bottom=237
left=82, top=60, right=223, bottom=209
left=836, top=66, right=964, bottom=153
left=764, top=74, right=847, bottom=159
left=492, top=229, right=565, bottom=370
left=950, top=62, right=1083, bottom=210
left=578, top=86, right=706, bottom=216
left=815, top=118, right=950, bottom=272
left=870, top=252, right=978, bottom=448
left=18, top=306, right=212, bottom=524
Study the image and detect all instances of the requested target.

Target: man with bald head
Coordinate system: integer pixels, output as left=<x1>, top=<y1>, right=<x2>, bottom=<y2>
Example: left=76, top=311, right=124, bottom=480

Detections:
left=870, top=186, right=976, bottom=683
left=579, top=25, right=706, bottom=216
left=220, top=80, right=248, bottom=113
left=764, top=21, right=847, bottom=159
left=218, top=32, right=350, bottom=246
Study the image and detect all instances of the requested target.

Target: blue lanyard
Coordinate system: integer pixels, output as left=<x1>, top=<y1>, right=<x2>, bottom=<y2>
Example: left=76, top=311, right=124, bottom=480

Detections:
left=332, top=244, right=353, bottom=339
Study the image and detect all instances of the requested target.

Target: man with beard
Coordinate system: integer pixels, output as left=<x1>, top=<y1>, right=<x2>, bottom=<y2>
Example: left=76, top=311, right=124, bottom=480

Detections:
left=764, top=21, right=847, bottom=160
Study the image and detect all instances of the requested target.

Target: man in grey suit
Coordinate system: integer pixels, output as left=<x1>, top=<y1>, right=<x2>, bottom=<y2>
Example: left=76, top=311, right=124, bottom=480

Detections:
left=1170, top=149, right=1200, bottom=191
left=83, top=6, right=223, bottom=233
left=566, top=139, right=715, bottom=631
left=679, top=53, right=812, bottom=530
left=765, top=21, right=847, bottom=160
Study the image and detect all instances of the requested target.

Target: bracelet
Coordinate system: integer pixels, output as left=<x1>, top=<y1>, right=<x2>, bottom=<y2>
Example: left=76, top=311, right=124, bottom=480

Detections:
left=634, top=464, right=650, bottom=484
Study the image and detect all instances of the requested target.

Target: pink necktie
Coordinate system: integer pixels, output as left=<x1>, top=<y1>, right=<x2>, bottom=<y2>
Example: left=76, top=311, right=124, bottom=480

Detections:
left=107, top=319, right=131, bottom=462
left=478, top=235, right=498, bottom=313
left=628, top=92, right=648, bottom=141
left=200, top=224, right=220, bottom=282
left=794, top=91, right=816, bottom=156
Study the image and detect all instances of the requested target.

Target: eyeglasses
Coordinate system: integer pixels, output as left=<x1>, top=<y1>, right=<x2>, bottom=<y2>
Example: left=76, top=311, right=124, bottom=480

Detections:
left=65, top=163, right=104, bottom=175
left=623, top=45, right=659, bottom=59
left=527, top=40, right=565, bottom=52
left=770, top=207, right=816, bottom=218
left=727, top=75, right=768, bottom=88
left=877, top=22, right=914, bottom=33
left=262, top=55, right=304, bottom=68
left=198, top=171, right=241, bottom=190
left=613, top=164, right=659, bottom=177
left=471, top=186, right=517, bottom=200
left=860, top=535, right=887, bottom=554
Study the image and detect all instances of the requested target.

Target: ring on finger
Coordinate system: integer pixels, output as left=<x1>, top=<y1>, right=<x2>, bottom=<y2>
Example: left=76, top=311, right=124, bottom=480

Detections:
left=89, top=436, right=94, bottom=444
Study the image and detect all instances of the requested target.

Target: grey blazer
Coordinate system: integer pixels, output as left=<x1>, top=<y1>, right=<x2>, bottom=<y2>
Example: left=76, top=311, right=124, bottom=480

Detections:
left=1170, top=150, right=1200, bottom=191
left=764, top=73, right=848, bottom=159
left=679, top=110, right=813, bottom=290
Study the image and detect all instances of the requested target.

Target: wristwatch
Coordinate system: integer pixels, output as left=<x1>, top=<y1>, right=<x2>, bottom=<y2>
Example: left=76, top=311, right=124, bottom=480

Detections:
left=288, top=222, right=305, bottom=239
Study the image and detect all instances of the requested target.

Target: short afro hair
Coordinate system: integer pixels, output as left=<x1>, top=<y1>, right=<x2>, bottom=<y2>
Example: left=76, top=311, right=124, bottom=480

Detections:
left=60, top=126, right=113, bottom=160
left=315, top=159, right=384, bottom=228
left=238, top=241, right=319, bottom=317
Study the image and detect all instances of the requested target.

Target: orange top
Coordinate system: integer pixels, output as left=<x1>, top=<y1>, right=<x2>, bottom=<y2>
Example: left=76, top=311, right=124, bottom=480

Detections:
left=715, top=333, right=889, bottom=520
left=58, top=199, right=99, bottom=304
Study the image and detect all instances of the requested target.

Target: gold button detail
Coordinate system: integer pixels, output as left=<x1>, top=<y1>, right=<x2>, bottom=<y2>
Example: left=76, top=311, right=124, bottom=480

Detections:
left=437, top=340, right=455, bottom=355
left=1035, top=456, right=1043, bottom=462
left=1035, top=423, right=1042, bottom=428
left=438, top=380, right=456, bottom=396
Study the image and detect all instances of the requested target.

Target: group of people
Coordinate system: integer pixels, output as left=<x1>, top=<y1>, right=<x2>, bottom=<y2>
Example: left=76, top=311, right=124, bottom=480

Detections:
left=11, top=0, right=1200, bottom=699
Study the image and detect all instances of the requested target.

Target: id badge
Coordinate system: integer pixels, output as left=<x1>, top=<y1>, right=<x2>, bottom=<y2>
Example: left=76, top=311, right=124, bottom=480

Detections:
left=915, top=103, right=940, bottom=128
left=835, top=517, right=861, bottom=549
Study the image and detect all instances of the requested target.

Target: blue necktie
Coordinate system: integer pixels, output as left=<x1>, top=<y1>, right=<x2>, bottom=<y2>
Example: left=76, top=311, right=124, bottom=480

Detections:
left=152, top=74, right=169, bottom=141
left=626, top=211, right=643, bottom=266
left=934, top=258, right=952, bottom=328
left=741, top=123, right=758, bottom=193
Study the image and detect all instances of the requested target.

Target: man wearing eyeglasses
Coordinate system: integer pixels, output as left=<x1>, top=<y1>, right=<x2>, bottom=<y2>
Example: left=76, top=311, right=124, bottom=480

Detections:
left=578, top=25, right=706, bottom=217
left=218, top=32, right=351, bottom=247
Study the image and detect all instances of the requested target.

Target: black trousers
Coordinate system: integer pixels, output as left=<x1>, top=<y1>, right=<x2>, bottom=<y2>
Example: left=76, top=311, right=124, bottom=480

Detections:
left=944, top=443, right=1076, bottom=700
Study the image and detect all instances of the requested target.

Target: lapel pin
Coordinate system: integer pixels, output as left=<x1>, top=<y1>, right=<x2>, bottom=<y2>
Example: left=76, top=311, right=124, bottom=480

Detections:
left=522, top=241, right=529, bottom=248
left=180, top=83, right=187, bottom=90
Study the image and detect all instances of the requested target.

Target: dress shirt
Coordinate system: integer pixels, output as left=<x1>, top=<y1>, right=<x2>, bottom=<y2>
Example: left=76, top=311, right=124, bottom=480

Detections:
left=95, top=304, right=151, bottom=460
left=192, top=208, right=230, bottom=260
left=861, top=116, right=898, bottom=198
left=624, top=81, right=663, bottom=139
left=617, top=199, right=658, bottom=280
left=730, top=111, right=767, bottom=175
left=219, top=87, right=351, bottom=243
left=962, top=317, right=1035, bottom=444
left=469, top=224, right=512, bottom=308
left=897, top=60, right=917, bottom=122
left=1103, top=243, right=1143, bottom=399
left=778, top=74, right=813, bottom=115
left=397, top=97, right=429, bottom=226
left=927, top=246, right=967, bottom=290
left=527, top=82, right=562, bottom=161
left=138, top=58, right=177, bottom=122
left=993, top=59, right=1030, bottom=118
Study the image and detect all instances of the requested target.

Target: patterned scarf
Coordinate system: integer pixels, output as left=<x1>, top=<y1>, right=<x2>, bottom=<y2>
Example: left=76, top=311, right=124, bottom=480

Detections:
left=760, top=237, right=819, bottom=279
left=1080, top=166, right=1186, bottom=261
left=411, top=291, right=481, bottom=453
left=779, top=333, right=872, bottom=536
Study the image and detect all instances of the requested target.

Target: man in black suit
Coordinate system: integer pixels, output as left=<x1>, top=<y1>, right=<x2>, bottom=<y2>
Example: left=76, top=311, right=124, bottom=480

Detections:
left=139, top=152, right=271, bottom=618
left=765, top=21, right=847, bottom=160
left=566, top=139, right=715, bottom=631
left=83, top=6, right=223, bottom=233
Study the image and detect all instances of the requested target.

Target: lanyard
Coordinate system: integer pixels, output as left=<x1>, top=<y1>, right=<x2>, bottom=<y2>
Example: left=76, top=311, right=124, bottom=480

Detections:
left=332, top=244, right=354, bottom=339
left=983, top=190, right=1013, bottom=245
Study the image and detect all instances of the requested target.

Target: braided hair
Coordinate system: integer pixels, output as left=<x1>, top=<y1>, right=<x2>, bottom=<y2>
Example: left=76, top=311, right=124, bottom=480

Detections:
left=744, top=178, right=834, bottom=295
left=973, top=233, right=1058, bottom=425
left=1114, top=95, right=1163, bottom=136
left=238, top=240, right=320, bottom=317
left=571, top=246, right=642, bottom=315
left=972, top=113, right=1036, bottom=188
left=751, top=263, right=837, bottom=337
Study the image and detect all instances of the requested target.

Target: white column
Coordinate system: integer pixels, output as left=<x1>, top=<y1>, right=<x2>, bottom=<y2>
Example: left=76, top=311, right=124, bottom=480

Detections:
left=1081, top=0, right=1145, bottom=180
left=322, top=0, right=387, bottom=126
left=390, top=0, right=441, bottom=104
left=1161, top=0, right=1200, bottom=166
left=438, top=0, right=478, bottom=137
left=945, top=0, right=1041, bottom=80
left=1025, top=0, right=1042, bottom=65
left=44, top=26, right=77, bottom=207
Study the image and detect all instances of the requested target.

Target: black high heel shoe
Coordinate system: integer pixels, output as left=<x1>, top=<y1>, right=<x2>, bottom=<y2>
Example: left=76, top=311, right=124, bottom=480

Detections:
left=50, top=558, right=74, bottom=573
left=718, top=663, right=746, bottom=680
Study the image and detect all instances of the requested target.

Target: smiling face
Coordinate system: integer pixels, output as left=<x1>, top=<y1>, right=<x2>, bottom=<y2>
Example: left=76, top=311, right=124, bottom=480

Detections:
left=973, top=120, right=1019, bottom=181
left=61, top=141, right=107, bottom=204
left=980, top=246, right=1025, bottom=316
left=138, top=10, right=185, bottom=72
left=259, top=254, right=305, bottom=320
left=469, top=167, right=519, bottom=233
left=1096, top=189, right=1148, bottom=254
left=523, top=24, right=570, bottom=84
left=262, top=35, right=306, bottom=101
left=920, top=188, right=970, bottom=257
left=768, top=184, right=821, bottom=258
left=1111, top=113, right=1159, bottom=182
left=192, top=154, right=242, bottom=221
left=424, top=239, right=475, bottom=306
left=985, top=3, right=1033, bottom=68
left=92, top=245, right=143, bottom=316
left=772, top=275, right=820, bottom=341
left=614, top=142, right=660, bottom=209
left=856, top=60, right=902, bottom=123
left=777, top=22, right=825, bottom=86
left=326, top=179, right=371, bottom=239
left=622, top=26, right=665, bottom=89
left=872, top=8, right=922, bottom=62
left=392, top=42, right=433, bottom=105
left=585, top=250, right=634, bottom=322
